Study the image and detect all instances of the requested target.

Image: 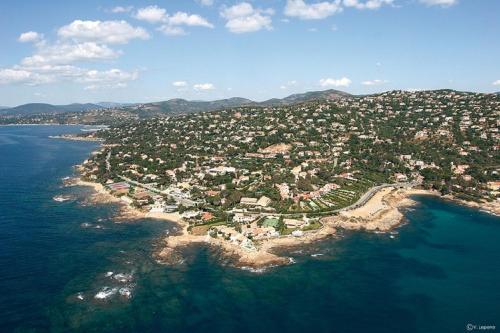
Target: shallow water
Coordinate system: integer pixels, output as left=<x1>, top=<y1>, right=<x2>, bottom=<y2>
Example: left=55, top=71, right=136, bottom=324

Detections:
left=0, top=125, right=499, bottom=333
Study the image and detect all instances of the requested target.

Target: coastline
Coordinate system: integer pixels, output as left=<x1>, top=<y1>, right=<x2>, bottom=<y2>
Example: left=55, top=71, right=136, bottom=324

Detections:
left=0, top=123, right=80, bottom=127
left=74, top=174, right=499, bottom=269
left=74, top=178, right=183, bottom=222
left=154, top=186, right=499, bottom=268
left=49, top=135, right=104, bottom=142
left=441, top=195, right=500, bottom=216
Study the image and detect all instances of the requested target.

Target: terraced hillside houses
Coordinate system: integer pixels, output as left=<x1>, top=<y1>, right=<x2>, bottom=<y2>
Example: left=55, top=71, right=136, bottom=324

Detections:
left=80, top=90, right=499, bottom=233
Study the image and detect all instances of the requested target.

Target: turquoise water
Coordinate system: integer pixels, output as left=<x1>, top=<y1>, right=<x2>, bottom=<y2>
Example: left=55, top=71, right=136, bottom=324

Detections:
left=0, top=125, right=499, bottom=333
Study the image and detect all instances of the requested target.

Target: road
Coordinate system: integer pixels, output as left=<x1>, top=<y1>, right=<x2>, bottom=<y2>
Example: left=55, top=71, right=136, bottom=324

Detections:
left=105, top=149, right=196, bottom=207
left=335, top=181, right=417, bottom=213
left=105, top=151, right=111, bottom=171
left=228, top=181, right=418, bottom=218
left=117, top=175, right=197, bottom=207
left=107, top=148, right=417, bottom=217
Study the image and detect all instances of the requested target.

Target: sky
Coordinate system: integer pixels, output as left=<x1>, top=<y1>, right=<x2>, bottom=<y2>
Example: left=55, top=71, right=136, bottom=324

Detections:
left=0, top=0, right=499, bottom=106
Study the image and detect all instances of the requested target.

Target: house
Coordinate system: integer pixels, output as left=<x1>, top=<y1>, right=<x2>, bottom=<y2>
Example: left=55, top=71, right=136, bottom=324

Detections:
left=240, top=197, right=258, bottom=205
left=233, top=213, right=257, bottom=223
left=256, top=196, right=272, bottom=207
left=462, top=175, right=472, bottom=182
left=120, top=196, right=133, bottom=205
left=240, top=196, right=271, bottom=207
left=132, top=190, right=151, bottom=204
left=202, top=211, right=214, bottom=222
left=487, top=181, right=500, bottom=191
left=150, top=201, right=166, bottom=213
left=107, top=182, right=130, bottom=191
left=284, top=218, right=306, bottom=228
left=452, top=164, right=469, bottom=175
left=394, top=173, right=408, bottom=182
left=164, top=204, right=178, bottom=212
left=207, top=166, right=236, bottom=175
left=181, top=210, right=200, bottom=219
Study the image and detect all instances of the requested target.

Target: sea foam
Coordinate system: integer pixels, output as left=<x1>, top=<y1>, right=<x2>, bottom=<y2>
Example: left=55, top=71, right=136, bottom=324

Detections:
left=94, top=287, right=119, bottom=300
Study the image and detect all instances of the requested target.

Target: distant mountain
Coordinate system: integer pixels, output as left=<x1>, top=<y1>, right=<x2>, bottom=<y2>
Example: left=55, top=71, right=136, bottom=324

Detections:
left=128, top=97, right=255, bottom=115
left=96, top=102, right=135, bottom=108
left=261, top=89, right=351, bottom=106
left=0, top=103, right=101, bottom=116
left=0, top=89, right=352, bottom=119
left=127, top=90, right=351, bottom=115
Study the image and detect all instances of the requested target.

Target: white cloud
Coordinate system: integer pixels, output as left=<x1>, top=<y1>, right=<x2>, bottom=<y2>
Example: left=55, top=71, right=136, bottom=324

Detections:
left=220, top=2, right=274, bottom=33
left=134, top=5, right=167, bottom=23
left=0, top=64, right=137, bottom=89
left=58, top=20, right=149, bottom=44
left=111, top=6, right=133, bottom=13
left=21, top=42, right=119, bottom=66
left=135, top=6, right=214, bottom=36
left=78, top=68, right=138, bottom=90
left=158, top=26, right=187, bottom=36
left=493, top=80, right=500, bottom=86
left=193, top=83, right=215, bottom=90
left=343, top=0, right=393, bottom=10
left=167, top=12, right=214, bottom=28
left=361, top=79, right=388, bottom=86
left=284, top=0, right=342, bottom=20
left=172, top=81, right=188, bottom=87
left=419, top=0, right=457, bottom=6
left=0, top=68, right=44, bottom=85
left=3, top=19, right=141, bottom=90
left=18, top=31, right=44, bottom=43
left=319, top=77, right=351, bottom=87
left=197, top=0, right=214, bottom=6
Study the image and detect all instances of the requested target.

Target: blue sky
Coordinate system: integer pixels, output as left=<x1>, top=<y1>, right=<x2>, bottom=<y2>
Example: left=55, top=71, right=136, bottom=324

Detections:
left=0, top=0, right=499, bottom=106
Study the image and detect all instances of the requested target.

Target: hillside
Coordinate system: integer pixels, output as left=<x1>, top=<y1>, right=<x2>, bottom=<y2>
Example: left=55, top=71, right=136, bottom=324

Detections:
left=0, top=103, right=101, bottom=116
left=261, top=89, right=351, bottom=105
left=96, top=102, right=136, bottom=108
left=124, top=89, right=351, bottom=116
left=126, top=97, right=255, bottom=116
left=82, top=89, right=499, bottom=228
left=0, top=89, right=353, bottom=118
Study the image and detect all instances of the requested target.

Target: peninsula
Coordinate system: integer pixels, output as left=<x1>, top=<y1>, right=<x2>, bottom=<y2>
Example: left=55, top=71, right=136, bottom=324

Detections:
left=74, top=89, right=500, bottom=267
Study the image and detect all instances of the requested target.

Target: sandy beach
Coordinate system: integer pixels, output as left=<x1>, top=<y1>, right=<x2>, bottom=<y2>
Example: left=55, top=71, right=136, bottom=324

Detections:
left=321, top=188, right=438, bottom=232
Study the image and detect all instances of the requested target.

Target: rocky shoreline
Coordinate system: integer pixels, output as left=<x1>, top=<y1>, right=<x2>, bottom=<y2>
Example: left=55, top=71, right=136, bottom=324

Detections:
left=72, top=172, right=499, bottom=269
left=49, top=134, right=104, bottom=142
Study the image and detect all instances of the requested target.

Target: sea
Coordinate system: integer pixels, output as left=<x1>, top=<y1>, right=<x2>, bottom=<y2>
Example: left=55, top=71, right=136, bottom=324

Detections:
left=0, top=125, right=499, bottom=333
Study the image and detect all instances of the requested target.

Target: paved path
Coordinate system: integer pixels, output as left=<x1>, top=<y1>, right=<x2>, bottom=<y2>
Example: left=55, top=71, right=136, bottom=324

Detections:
left=118, top=175, right=197, bottom=207
left=229, top=181, right=417, bottom=218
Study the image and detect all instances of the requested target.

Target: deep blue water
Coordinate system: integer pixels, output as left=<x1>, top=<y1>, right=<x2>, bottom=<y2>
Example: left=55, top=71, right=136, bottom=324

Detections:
left=0, top=125, right=499, bottom=333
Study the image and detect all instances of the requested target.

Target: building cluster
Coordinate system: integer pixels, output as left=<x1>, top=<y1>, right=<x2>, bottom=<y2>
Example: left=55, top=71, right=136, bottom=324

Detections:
left=79, top=90, right=499, bottom=247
